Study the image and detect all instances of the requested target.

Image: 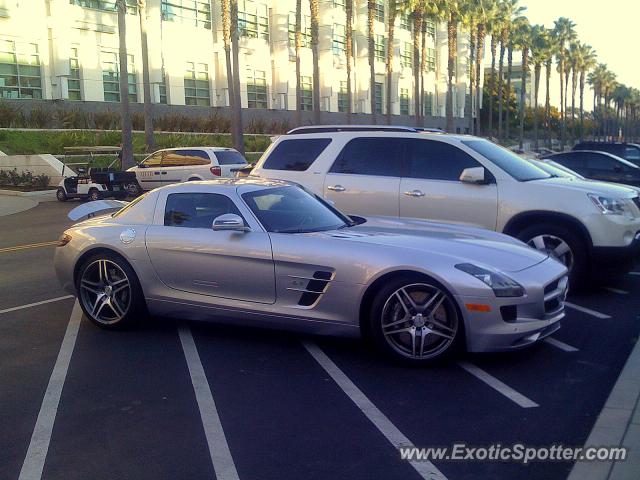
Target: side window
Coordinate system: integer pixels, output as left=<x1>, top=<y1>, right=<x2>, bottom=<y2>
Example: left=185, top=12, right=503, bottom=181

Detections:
left=585, top=154, right=616, bottom=171
left=624, top=147, right=640, bottom=162
left=215, top=150, right=247, bottom=165
left=406, top=140, right=481, bottom=181
left=262, top=138, right=332, bottom=171
left=554, top=154, right=584, bottom=170
left=329, top=137, right=405, bottom=176
left=164, top=193, right=244, bottom=228
left=142, top=152, right=163, bottom=168
left=163, top=150, right=211, bottom=167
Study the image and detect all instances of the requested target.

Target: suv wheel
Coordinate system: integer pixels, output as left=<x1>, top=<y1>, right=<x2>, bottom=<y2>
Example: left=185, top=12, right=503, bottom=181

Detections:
left=516, top=223, right=587, bottom=287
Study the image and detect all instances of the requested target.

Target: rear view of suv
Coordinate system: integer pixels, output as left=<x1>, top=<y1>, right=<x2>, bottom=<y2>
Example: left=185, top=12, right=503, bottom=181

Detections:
left=252, top=131, right=640, bottom=285
left=129, top=147, right=247, bottom=192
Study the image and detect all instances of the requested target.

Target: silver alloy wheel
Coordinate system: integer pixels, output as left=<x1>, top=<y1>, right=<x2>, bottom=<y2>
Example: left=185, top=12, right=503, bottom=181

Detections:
left=89, top=190, right=99, bottom=201
left=527, top=234, right=574, bottom=271
left=381, top=283, right=458, bottom=360
left=79, top=259, right=131, bottom=325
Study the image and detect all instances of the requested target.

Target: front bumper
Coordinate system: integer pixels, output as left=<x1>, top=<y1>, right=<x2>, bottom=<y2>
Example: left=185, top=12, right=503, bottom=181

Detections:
left=591, top=231, right=640, bottom=270
left=457, top=259, right=568, bottom=353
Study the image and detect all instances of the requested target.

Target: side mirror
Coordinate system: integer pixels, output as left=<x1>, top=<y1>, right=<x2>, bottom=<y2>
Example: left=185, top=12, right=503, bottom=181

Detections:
left=460, top=167, right=489, bottom=184
left=212, top=213, right=250, bottom=232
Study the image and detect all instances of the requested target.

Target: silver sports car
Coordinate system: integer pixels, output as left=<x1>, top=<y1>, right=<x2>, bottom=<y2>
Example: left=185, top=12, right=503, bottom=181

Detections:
left=55, top=178, right=568, bottom=364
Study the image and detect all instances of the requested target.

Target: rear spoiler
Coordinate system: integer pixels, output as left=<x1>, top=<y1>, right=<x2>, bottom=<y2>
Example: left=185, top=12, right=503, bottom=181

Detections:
left=68, top=200, right=129, bottom=221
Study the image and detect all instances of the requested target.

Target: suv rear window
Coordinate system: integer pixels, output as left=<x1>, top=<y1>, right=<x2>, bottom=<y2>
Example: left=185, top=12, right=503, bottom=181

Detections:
left=215, top=150, right=247, bottom=165
left=262, top=138, right=332, bottom=171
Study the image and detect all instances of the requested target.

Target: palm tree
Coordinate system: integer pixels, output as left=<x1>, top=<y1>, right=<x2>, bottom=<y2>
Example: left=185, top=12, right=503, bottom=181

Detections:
left=577, top=44, right=596, bottom=140
left=588, top=63, right=608, bottom=139
left=568, top=42, right=580, bottom=140
left=385, top=0, right=399, bottom=124
left=137, top=0, right=154, bottom=152
left=553, top=17, right=576, bottom=149
left=544, top=30, right=557, bottom=148
left=474, top=0, right=497, bottom=136
left=513, top=19, right=531, bottom=149
left=411, top=3, right=424, bottom=126
left=367, top=0, right=377, bottom=122
left=294, top=0, right=302, bottom=125
left=221, top=0, right=239, bottom=147
left=504, top=15, right=525, bottom=141
left=310, top=0, right=321, bottom=123
left=466, top=4, right=478, bottom=134
left=613, top=84, right=630, bottom=139
left=116, top=0, right=134, bottom=169
left=345, top=0, right=354, bottom=120
left=230, top=0, right=245, bottom=154
left=529, top=25, right=548, bottom=150
left=497, top=0, right=525, bottom=140
left=444, top=0, right=465, bottom=132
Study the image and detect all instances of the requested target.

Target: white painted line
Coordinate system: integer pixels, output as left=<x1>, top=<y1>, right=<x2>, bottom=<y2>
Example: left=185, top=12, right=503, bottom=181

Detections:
left=604, top=287, right=629, bottom=295
left=544, top=337, right=579, bottom=352
left=18, top=300, right=82, bottom=480
left=303, top=341, right=447, bottom=480
left=0, top=295, right=74, bottom=315
left=178, top=325, right=240, bottom=480
left=564, top=302, right=612, bottom=319
left=458, top=362, right=539, bottom=409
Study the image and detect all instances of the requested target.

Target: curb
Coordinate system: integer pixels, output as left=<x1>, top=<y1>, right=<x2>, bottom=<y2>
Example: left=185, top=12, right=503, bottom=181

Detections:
left=0, top=189, right=57, bottom=198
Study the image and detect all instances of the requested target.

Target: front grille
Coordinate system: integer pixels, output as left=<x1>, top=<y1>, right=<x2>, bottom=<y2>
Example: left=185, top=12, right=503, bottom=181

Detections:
left=500, top=305, right=518, bottom=322
left=543, top=276, right=568, bottom=316
left=544, top=279, right=560, bottom=295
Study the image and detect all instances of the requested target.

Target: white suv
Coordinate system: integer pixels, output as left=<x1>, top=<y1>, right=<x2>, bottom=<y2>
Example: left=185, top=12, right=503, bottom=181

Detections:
left=252, top=130, right=640, bottom=285
left=129, top=147, right=247, bottom=191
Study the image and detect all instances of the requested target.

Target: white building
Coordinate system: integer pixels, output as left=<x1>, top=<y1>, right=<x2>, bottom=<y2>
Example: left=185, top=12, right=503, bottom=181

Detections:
left=0, top=0, right=477, bottom=127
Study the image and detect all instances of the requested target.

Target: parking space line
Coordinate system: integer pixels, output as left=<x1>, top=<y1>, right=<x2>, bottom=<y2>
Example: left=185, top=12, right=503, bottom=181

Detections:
left=564, top=302, right=612, bottom=319
left=303, top=341, right=447, bottom=480
left=458, top=362, right=539, bottom=409
left=0, top=295, right=75, bottom=315
left=18, top=300, right=82, bottom=480
left=544, top=337, right=579, bottom=352
left=178, top=325, right=240, bottom=480
left=0, top=241, right=58, bottom=254
left=604, top=287, right=629, bottom=295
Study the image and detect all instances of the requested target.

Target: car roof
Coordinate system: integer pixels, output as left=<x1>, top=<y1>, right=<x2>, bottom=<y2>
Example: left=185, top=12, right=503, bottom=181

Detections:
left=275, top=130, right=475, bottom=143
left=154, top=147, right=239, bottom=152
left=287, top=125, right=420, bottom=134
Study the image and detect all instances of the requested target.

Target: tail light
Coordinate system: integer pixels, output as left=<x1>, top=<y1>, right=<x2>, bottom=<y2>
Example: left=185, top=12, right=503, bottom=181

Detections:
left=210, top=166, right=221, bottom=176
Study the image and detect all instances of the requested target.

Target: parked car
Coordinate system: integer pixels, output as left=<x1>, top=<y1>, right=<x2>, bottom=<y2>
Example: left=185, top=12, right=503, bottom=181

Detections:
left=252, top=130, right=640, bottom=286
left=573, top=142, right=640, bottom=167
left=128, top=147, right=247, bottom=192
left=54, top=179, right=568, bottom=365
left=542, top=151, right=640, bottom=188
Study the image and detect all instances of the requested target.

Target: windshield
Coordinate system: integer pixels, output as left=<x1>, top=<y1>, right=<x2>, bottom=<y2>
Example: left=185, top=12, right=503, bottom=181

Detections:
left=242, top=186, right=349, bottom=233
left=462, top=140, right=551, bottom=181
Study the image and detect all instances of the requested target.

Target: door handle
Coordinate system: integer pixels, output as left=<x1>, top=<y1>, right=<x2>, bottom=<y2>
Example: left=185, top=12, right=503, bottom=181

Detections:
left=161, top=171, right=167, bottom=175
left=154, top=172, right=160, bottom=175
left=404, top=190, right=425, bottom=197
left=327, top=185, right=345, bottom=192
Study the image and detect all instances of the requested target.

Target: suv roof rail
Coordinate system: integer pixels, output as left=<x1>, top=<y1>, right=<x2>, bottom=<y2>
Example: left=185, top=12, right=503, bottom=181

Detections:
left=286, top=125, right=420, bottom=134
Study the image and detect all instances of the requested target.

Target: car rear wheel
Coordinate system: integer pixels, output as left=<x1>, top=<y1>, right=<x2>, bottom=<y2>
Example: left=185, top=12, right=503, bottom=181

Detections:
left=88, top=188, right=100, bottom=201
left=77, top=253, right=146, bottom=329
left=368, top=276, right=462, bottom=365
left=56, top=188, right=67, bottom=202
left=516, top=223, right=587, bottom=288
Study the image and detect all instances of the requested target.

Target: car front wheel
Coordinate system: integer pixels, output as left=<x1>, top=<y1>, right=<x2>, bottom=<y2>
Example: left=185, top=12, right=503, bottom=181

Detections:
left=56, top=188, right=67, bottom=202
left=368, top=276, right=462, bottom=365
left=76, top=253, right=146, bottom=329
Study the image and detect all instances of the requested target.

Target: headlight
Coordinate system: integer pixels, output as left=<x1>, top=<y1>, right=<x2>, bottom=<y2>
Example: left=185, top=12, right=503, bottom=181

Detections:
left=588, top=194, right=633, bottom=216
left=455, top=263, right=525, bottom=297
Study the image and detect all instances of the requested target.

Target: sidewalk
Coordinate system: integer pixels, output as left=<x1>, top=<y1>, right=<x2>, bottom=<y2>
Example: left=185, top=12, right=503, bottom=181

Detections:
left=568, top=333, right=640, bottom=480
left=0, top=195, right=38, bottom=216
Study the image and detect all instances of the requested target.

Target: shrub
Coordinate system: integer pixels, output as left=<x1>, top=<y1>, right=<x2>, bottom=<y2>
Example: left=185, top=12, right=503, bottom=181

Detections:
left=93, top=111, right=120, bottom=130
left=6, top=168, right=22, bottom=186
left=31, top=173, right=51, bottom=189
left=25, top=107, right=50, bottom=128
left=0, top=101, right=20, bottom=128
left=0, top=169, right=8, bottom=185
left=131, top=112, right=145, bottom=131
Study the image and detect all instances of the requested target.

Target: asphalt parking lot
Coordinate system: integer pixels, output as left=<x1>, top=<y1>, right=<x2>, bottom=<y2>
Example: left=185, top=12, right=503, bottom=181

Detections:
left=1, top=199, right=639, bottom=480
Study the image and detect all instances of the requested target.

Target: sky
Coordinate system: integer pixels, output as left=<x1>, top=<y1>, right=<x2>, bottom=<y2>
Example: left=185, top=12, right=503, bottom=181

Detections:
left=522, top=0, right=640, bottom=89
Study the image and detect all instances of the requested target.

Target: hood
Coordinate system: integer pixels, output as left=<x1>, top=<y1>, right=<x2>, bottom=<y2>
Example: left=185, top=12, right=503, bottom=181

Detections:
left=310, top=217, right=549, bottom=273
left=533, top=176, right=638, bottom=198
left=68, top=199, right=128, bottom=221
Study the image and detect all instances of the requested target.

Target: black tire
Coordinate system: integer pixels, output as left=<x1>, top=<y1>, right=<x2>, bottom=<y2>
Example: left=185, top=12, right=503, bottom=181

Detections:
left=56, top=188, right=67, bottom=202
left=367, top=274, right=463, bottom=365
left=125, top=182, right=142, bottom=196
left=187, top=177, right=200, bottom=182
left=76, top=252, right=147, bottom=329
left=515, top=223, right=588, bottom=288
left=88, top=188, right=100, bottom=202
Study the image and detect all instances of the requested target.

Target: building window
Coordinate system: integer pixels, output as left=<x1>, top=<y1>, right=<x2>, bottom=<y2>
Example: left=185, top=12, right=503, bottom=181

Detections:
left=400, top=88, right=409, bottom=115
left=374, top=35, right=386, bottom=62
left=332, top=24, right=346, bottom=55
left=300, top=75, right=312, bottom=111
left=68, top=47, right=81, bottom=100
left=338, top=80, right=348, bottom=113
left=374, top=0, right=384, bottom=22
left=426, top=48, right=435, bottom=72
left=0, top=40, right=42, bottom=99
left=247, top=69, right=268, bottom=109
left=374, top=82, right=383, bottom=114
left=184, top=62, right=210, bottom=106
left=238, top=0, right=269, bottom=41
left=399, top=12, right=411, bottom=30
left=333, top=0, right=345, bottom=9
left=288, top=12, right=311, bottom=48
left=400, top=42, right=412, bottom=68
left=70, top=0, right=137, bottom=14
left=161, top=0, right=211, bottom=29
left=102, top=52, right=137, bottom=102
left=159, top=72, right=167, bottom=104
left=424, top=91, right=433, bottom=116
left=426, top=20, right=436, bottom=38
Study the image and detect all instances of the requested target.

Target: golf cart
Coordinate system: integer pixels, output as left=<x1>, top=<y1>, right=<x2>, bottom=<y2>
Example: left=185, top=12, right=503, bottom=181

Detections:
left=56, top=146, right=138, bottom=202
